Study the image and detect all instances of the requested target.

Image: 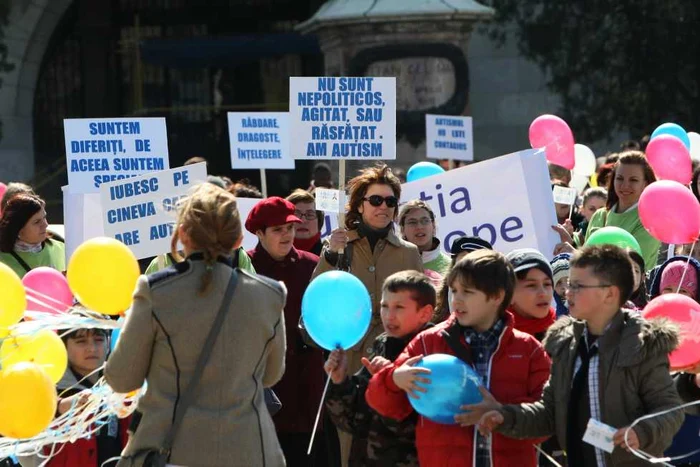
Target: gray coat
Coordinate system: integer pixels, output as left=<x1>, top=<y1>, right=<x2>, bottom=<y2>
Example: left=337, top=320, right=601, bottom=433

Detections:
left=498, top=310, right=684, bottom=466
left=105, top=258, right=287, bottom=467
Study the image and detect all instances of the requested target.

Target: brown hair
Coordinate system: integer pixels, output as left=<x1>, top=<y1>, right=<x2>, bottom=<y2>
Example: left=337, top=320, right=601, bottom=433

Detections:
left=398, top=199, right=436, bottom=227
left=382, top=270, right=436, bottom=309
left=286, top=189, right=323, bottom=230
left=228, top=179, right=263, bottom=199
left=171, top=183, right=243, bottom=295
left=0, top=194, right=46, bottom=252
left=345, top=163, right=401, bottom=230
left=570, top=244, right=634, bottom=307
left=0, top=183, right=36, bottom=213
left=446, top=250, right=515, bottom=316
left=605, top=151, right=656, bottom=210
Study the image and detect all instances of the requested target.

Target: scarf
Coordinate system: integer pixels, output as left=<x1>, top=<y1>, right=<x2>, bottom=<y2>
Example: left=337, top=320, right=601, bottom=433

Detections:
left=14, top=239, right=43, bottom=253
left=357, top=221, right=391, bottom=252
left=509, top=306, right=556, bottom=338
left=293, top=232, right=321, bottom=253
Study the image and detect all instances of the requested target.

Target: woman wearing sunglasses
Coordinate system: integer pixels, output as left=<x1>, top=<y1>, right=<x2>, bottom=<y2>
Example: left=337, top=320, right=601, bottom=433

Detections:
left=312, top=164, right=422, bottom=376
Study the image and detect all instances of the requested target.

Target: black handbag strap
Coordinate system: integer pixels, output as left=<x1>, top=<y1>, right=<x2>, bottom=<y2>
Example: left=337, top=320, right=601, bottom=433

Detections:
left=10, top=251, right=32, bottom=273
left=160, top=268, right=239, bottom=457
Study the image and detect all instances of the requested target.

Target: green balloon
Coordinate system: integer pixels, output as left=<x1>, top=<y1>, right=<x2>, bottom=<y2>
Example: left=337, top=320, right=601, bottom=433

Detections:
left=586, top=226, right=642, bottom=255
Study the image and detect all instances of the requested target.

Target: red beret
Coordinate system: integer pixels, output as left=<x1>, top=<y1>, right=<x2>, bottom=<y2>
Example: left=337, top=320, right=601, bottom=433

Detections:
left=245, top=197, right=301, bottom=233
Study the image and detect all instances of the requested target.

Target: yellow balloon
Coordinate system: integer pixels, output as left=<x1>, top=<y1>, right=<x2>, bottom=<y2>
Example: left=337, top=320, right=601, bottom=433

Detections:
left=67, top=237, right=140, bottom=315
left=0, top=330, right=68, bottom=384
left=0, top=362, right=57, bottom=438
left=0, top=263, right=26, bottom=329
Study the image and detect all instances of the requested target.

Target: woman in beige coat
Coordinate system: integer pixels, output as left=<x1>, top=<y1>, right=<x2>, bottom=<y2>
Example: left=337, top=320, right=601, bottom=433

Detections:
left=105, top=184, right=287, bottom=467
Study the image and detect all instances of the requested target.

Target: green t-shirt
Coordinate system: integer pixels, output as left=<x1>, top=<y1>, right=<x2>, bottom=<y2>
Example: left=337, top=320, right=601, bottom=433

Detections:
left=585, top=205, right=660, bottom=271
left=423, top=250, right=451, bottom=276
left=0, top=239, right=66, bottom=279
left=145, top=247, right=256, bottom=275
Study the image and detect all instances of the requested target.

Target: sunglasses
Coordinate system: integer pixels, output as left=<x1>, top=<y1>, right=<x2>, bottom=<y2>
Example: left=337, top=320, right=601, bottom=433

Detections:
left=363, top=195, right=399, bottom=208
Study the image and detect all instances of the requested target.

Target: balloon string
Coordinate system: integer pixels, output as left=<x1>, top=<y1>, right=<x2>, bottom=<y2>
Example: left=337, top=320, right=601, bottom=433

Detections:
left=676, top=240, right=697, bottom=294
left=307, top=374, right=332, bottom=456
left=625, top=399, right=700, bottom=465
left=535, top=444, right=563, bottom=467
left=23, top=285, right=74, bottom=315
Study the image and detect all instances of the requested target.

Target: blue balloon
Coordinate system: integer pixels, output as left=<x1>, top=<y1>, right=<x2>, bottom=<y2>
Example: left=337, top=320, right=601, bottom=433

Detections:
left=409, top=354, right=483, bottom=424
left=302, top=271, right=372, bottom=350
left=651, top=123, right=691, bottom=150
left=406, top=162, right=445, bottom=182
left=110, top=317, right=124, bottom=353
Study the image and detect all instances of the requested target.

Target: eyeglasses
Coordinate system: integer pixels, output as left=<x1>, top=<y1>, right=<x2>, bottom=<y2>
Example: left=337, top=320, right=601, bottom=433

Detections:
left=566, top=283, right=613, bottom=294
left=404, top=218, right=432, bottom=228
left=363, top=195, right=398, bottom=208
left=295, top=210, right=318, bottom=221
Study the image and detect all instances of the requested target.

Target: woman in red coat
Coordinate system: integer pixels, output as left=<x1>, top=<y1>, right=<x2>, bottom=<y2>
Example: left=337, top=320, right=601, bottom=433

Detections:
left=245, top=197, right=328, bottom=467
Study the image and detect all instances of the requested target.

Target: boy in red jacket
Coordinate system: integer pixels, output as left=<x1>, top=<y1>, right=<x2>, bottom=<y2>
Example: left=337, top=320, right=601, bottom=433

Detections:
left=366, top=250, right=551, bottom=467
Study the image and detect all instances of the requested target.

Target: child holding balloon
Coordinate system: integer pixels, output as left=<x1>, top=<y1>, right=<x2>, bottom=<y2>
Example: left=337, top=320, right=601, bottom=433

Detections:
left=477, top=245, right=684, bottom=465
left=323, top=271, right=435, bottom=466
left=366, top=250, right=551, bottom=467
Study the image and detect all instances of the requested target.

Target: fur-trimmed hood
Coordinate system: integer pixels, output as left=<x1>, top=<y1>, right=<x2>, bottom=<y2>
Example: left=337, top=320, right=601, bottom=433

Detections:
left=543, top=309, right=679, bottom=367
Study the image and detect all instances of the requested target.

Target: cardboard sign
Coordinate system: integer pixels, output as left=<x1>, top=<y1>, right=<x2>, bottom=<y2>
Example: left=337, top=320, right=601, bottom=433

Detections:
left=314, top=188, right=343, bottom=213
left=289, top=76, right=396, bottom=160
left=62, top=186, right=105, bottom=263
left=425, top=114, right=474, bottom=161
left=401, top=149, right=560, bottom=258
left=227, top=112, right=294, bottom=170
left=99, top=163, right=207, bottom=259
left=64, top=118, right=170, bottom=194
left=552, top=186, right=578, bottom=206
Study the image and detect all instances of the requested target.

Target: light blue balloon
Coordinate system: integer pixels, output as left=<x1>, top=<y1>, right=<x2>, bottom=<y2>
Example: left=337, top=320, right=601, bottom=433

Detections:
left=110, top=317, right=124, bottom=353
left=406, top=162, right=445, bottom=182
left=302, top=271, right=371, bottom=350
left=409, top=354, right=483, bottom=425
left=651, top=123, right=691, bottom=150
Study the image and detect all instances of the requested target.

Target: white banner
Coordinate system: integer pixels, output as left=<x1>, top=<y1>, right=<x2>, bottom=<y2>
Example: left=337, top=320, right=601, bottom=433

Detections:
left=425, top=114, right=474, bottom=161
left=289, top=76, right=396, bottom=160
left=62, top=186, right=105, bottom=264
left=99, top=163, right=207, bottom=259
left=64, top=118, right=170, bottom=194
left=227, top=112, right=294, bottom=170
left=401, top=149, right=559, bottom=258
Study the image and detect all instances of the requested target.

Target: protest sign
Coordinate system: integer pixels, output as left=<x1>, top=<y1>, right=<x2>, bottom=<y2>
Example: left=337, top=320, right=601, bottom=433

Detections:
left=64, top=118, right=170, bottom=194
left=401, top=149, right=560, bottom=258
left=227, top=112, right=294, bottom=170
left=99, top=163, right=207, bottom=259
left=425, top=115, right=474, bottom=161
left=314, top=188, right=343, bottom=213
left=62, top=186, right=104, bottom=263
left=289, top=77, right=396, bottom=160
left=552, top=186, right=577, bottom=206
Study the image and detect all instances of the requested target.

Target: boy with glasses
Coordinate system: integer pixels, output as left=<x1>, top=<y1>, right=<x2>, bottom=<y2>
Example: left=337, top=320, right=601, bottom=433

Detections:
left=478, top=245, right=684, bottom=466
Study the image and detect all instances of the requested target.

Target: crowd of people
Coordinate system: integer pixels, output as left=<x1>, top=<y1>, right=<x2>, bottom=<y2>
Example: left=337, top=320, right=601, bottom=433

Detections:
left=0, top=141, right=699, bottom=467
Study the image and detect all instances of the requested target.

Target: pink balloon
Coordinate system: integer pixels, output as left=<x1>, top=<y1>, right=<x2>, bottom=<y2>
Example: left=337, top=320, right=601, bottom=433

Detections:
left=645, top=134, right=692, bottom=184
left=22, top=267, right=73, bottom=317
left=0, top=182, right=6, bottom=217
left=528, top=114, right=575, bottom=169
left=639, top=180, right=700, bottom=244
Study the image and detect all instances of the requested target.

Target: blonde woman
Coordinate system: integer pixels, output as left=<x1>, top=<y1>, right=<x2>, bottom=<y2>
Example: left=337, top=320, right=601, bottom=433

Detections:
left=106, top=183, right=287, bottom=467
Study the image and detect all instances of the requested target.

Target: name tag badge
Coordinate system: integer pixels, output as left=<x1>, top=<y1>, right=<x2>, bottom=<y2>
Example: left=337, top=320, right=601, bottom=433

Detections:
left=582, top=418, right=616, bottom=453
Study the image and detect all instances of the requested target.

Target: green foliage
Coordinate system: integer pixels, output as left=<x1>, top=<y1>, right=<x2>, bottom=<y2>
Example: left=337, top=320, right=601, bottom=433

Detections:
left=488, top=1, right=700, bottom=142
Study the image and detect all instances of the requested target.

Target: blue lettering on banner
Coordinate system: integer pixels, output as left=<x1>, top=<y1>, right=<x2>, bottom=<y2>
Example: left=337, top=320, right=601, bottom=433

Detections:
left=115, top=230, right=141, bottom=245
left=93, top=174, right=138, bottom=188
left=162, top=195, right=187, bottom=212
left=106, top=202, right=157, bottom=224
left=150, top=223, right=175, bottom=240
left=432, top=117, right=469, bottom=152
left=109, top=177, right=159, bottom=201
left=89, top=121, right=141, bottom=135
left=173, top=170, right=189, bottom=187
left=417, top=182, right=525, bottom=251
left=71, top=140, right=124, bottom=155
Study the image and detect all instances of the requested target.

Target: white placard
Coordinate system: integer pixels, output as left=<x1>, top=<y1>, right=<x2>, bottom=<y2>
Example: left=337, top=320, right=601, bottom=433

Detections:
left=289, top=76, right=396, bottom=160
left=64, top=118, right=170, bottom=194
left=315, top=188, right=342, bottom=213
left=552, top=186, right=578, bottom=206
left=582, top=419, right=616, bottom=453
left=99, top=163, right=207, bottom=259
left=62, top=186, right=105, bottom=264
left=425, top=114, right=474, bottom=161
left=401, top=149, right=560, bottom=258
left=227, top=112, right=294, bottom=170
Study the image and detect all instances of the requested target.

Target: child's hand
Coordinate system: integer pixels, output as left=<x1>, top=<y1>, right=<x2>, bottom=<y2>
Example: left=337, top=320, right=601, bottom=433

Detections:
left=361, top=356, right=391, bottom=375
left=552, top=224, right=574, bottom=244
left=613, top=427, right=640, bottom=451
left=477, top=410, right=504, bottom=436
left=454, top=386, right=502, bottom=427
left=57, top=390, right=91, bottom=416
left=392, top=355, right=431, bottom=399
left=324, top=349, right=348, bottom=384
